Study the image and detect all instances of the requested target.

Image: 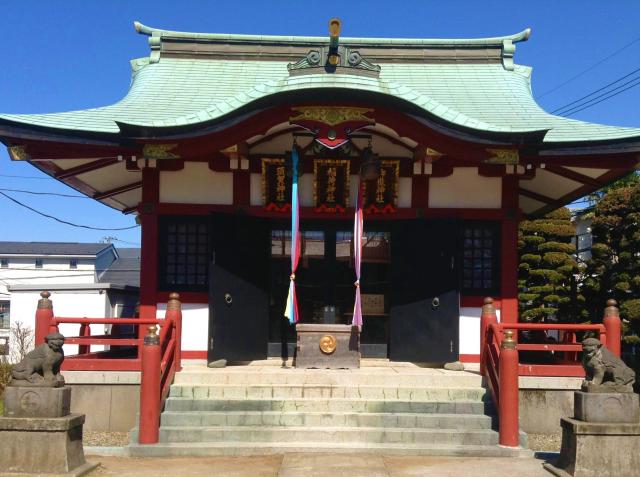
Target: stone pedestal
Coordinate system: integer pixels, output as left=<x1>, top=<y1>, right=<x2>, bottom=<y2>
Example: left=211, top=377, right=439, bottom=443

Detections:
left=295, top=324, right=360, bottom=369
left=544, top=391, right=640, bottom=477
left=574, top=390, right=639, bottom=423
left=3, top=385, right=71, bottom=418
left=0, top=414, right=98, bottom=476
left=1, top=386, right=97, bottom=476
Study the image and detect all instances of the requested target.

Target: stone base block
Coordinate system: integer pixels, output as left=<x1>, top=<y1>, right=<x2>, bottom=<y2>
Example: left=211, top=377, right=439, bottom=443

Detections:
left=295, top=324, right=360, bottom=369
left=3, top=385, right=71, bottom=418
left=574, top=390, right=639, bottom=423
left=543, top=417, right=640, bottom=477
left=0, top=414, right=98, bottom=476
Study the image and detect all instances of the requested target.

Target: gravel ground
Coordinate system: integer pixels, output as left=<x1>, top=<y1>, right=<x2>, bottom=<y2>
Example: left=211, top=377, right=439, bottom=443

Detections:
left=82, top=431, right=561, bottom=452
left=84, top=431, right=130, bottom=447
left=527, top=433, right=561, bottom=452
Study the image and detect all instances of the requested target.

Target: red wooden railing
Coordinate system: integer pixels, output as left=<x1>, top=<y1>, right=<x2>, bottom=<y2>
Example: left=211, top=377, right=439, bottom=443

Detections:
left=34, top=290, right=183, bottom=444
left=480, top=297, right=622, bottom=447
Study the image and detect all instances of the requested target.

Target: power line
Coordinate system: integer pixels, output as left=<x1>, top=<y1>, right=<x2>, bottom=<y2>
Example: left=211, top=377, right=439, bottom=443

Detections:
left=0, top=191, right=140, bottom=231
left=551, top=66, right=640, bottom=114
left=0, top=188, right=89, bottom=199
left=539, top=34, right=640, bottom=98
left=560, top=77, right=640, bottom=117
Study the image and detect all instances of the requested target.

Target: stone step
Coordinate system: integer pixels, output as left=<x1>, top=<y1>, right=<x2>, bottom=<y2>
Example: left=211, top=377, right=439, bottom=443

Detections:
left=160, top=411, right=496, bottom=429
left=174, top=369, right=483, bottom=387
left=127, top=441, right=531, bottom=458
left=164, top=397, right=490, bottom=414
left=168, top=384, right=487, bottom=401
left=130, top=425, right=498, bottom=446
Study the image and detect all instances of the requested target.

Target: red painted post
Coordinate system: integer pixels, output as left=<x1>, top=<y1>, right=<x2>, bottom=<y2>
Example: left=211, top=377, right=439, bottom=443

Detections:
left=603, top=299, right=621, bottom=357
left=480, top=297, right=498, bottom=375
left=78, top=323, right=92, bottom=355
left=498, top=329, right=520, bottom=447
left=35, top=291, right=53, bottom=346
left=165, top=292, right=183, bottom=372
left=139, top=325, right=161, bottom=444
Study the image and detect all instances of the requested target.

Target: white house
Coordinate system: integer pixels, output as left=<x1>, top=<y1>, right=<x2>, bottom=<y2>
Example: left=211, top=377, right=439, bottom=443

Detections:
left=0, top=242, right=139, bottom=359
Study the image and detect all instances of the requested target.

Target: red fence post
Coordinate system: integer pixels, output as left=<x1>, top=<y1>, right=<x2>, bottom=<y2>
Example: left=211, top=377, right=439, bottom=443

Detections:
left=498, top=329, right=520, bottom=447
left=78, top=323, right=92, bottom=355
left=139, top=325, right=161, bottom=444
left=35, top=291, right=53, bottom=346
left=165, top=292, right=182, bottom=372
left=480, top=297, right=498, bottom=375
left=603, top=299, right=621, bottom=357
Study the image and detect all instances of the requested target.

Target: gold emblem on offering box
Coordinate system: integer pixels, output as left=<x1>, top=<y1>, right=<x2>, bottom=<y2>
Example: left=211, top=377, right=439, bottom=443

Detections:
left=313, top=159, right=350, bottom=213
left=363, top=160, right=399, bottom=213
left=262, top=158, right=292, bottom=212
left=319, top=335, right=337, bottom=354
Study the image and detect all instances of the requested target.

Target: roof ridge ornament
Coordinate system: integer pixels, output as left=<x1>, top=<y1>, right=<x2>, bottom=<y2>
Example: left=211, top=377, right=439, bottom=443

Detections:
left=288, top=18, right=381, bottom=78
left=502, top=28, right=531, bottom=70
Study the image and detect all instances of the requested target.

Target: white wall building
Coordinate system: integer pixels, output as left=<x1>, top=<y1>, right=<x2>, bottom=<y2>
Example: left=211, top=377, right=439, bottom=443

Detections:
left=0, top=242, right=139, bottom=360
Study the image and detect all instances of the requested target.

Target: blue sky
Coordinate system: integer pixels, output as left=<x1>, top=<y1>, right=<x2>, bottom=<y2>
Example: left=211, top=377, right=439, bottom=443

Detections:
left=1, top=1, right=639, bottom=245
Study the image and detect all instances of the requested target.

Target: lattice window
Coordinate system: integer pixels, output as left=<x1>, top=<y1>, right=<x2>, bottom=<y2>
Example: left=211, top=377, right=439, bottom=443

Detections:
left=461, top=223, right=499, bottom=294
left=160, top=219, right=209, bottom=290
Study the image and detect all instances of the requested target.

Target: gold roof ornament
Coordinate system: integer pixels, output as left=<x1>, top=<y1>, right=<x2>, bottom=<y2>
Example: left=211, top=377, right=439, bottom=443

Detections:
left=143, top=143, right=179, bottom=160
left=485, top=148, right=519, bottom=165
left=7, top=145, right=29, bottom=161
left=290, top=106, right=374, bottom=126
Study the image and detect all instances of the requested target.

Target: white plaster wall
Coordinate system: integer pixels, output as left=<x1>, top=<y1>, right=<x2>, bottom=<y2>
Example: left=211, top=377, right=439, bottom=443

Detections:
left=160, top=162, right=233, bottom=204
left=9, top=290, right=108, bottom=360
left=250, top=173, right=262, bottom=206
left=429, top=168, right=502, bottom=209
left=299, top=174, right=314, bottom=207
left=398, top=177, right=412, bottom=208
left=157, top=303, right=208, bottom=352
left=459, top=306, right=501, bottom=355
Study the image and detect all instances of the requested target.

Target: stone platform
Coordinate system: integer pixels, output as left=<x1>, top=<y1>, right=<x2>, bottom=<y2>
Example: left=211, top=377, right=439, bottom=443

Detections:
left=0, top=413, right=98, bottom=476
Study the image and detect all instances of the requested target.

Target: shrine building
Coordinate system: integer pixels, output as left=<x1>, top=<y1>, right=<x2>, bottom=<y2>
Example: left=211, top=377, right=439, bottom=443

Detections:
left=2, top=21, right=639, bottom=365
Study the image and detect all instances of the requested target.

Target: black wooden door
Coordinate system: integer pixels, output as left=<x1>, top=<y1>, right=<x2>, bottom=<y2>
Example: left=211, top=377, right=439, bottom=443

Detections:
left=389, top=219, right=460, bottom=363
left=208, top=213, right=270, bottom=362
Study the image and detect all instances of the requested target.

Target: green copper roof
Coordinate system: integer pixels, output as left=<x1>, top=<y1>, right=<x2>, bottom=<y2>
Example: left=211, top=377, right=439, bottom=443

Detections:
left=1, top=24, right=639, bottom=145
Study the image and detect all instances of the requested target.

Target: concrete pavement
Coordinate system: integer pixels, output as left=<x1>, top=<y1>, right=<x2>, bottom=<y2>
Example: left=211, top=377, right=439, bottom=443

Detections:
left=88, top=452, right=555, bottom=476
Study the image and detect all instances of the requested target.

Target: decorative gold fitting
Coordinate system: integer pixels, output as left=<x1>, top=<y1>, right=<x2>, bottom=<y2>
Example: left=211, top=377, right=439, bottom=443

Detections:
left=8, top=145, right=30, bottom=161
left=604, top=298, right=619, bottom=317
left=328, top=18, right=341, bottom=37
left=501, top=330, right=517, bottom=350
left=328, top=54, right=340, bottom=66
left=143, top=325, right=160, bottom=346
left=37, top=291, right=52, bottom=309
left=319, top=335, right=337, bottom=354
left=167, top=292, right=181, bottom=311
left=482, top=297, right=495, bottom=315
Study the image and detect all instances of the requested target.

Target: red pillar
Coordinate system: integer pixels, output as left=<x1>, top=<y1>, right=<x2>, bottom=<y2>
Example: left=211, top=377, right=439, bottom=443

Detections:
left=35, top=291, right=53, bottom=345
left=501, top=175, right=519, bottom=324
left=480, top=297, right=498, bottom=375
left=139, top=325, right=161, bottom=444
left=603, top=299, right=621, bottom=357
left=138, top=167, right=160, bottom=355
left=498, top=329, right=520, bottom=447
left=165, top=292, right=182, bottom=371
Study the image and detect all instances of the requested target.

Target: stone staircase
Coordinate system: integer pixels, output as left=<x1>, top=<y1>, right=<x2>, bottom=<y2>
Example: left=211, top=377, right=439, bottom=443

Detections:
left=128, top=362, right=529, bottom=457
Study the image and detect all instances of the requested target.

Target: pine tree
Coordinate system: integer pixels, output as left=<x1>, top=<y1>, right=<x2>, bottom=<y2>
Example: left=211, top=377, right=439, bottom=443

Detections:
left=582, top=183, right=640, bottom=344
left=518, top=207, right=581, bottom=323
